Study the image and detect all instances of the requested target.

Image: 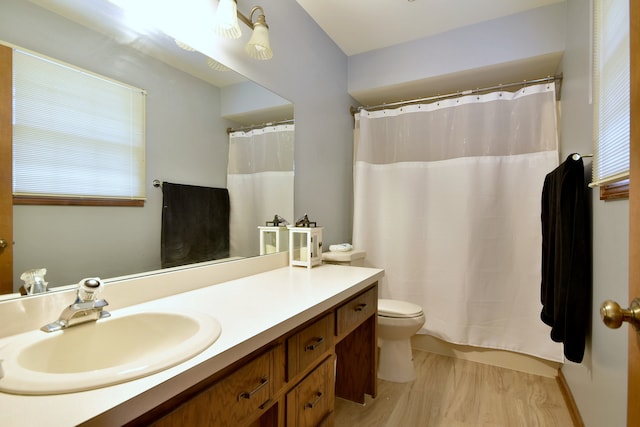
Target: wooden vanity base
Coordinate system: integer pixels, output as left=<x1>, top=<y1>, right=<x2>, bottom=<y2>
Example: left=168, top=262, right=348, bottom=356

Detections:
left=84, top=283, right=378, bottom=427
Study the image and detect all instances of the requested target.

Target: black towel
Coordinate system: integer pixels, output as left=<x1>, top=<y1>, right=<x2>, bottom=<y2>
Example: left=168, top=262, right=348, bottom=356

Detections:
left=161, top=182, right=230, bottom=268
left=540, top=154, right=591, bottom=363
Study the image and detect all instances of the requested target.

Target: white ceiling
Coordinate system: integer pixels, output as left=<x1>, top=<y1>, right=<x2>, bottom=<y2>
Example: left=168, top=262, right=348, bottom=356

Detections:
left=295, top=0, right=565, bottom=56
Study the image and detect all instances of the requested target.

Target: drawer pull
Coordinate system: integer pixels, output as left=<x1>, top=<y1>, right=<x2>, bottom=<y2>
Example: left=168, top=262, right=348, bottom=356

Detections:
left=354, top=303, right=367, bottom=312
left=304, top=391, right=324, bottom=409
left=305, top=336, right=325, bottom=351
left=259, top=398, right=272, bottom=410
left=238, top=376, right=269, bottom=401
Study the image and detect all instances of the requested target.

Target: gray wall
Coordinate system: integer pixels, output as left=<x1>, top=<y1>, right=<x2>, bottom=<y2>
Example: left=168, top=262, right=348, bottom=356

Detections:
left=220, top=80, right=290, bottom=121
left=348, top=2, right=567, bottom=101
left=184, top=0, right=356, bottom=249
left=559, top=1, right=629, bottom=425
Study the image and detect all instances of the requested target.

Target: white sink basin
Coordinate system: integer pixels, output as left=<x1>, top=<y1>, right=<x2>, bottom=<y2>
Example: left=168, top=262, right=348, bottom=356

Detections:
left=0, top=310, right=221, bottom=395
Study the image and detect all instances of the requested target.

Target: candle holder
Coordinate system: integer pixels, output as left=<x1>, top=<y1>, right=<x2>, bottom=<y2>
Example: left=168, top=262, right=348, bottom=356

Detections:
left=258, top=214, right=289, bottom=255
left=288, top=214, right=322, bottom=268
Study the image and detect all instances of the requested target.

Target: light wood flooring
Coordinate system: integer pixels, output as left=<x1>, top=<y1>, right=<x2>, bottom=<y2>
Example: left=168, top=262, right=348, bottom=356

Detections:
left=334, top=349, right=574, bottom=427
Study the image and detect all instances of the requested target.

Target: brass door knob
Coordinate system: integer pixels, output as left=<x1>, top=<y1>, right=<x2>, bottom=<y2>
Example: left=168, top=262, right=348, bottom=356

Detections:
left=600, top=299, right=640, bottom=330
left=0, top=239, right=7, bottom=249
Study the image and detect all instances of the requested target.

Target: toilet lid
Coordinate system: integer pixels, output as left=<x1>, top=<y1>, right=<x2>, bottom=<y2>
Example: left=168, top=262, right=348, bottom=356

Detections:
left=378, top=299, right=424, bottom=318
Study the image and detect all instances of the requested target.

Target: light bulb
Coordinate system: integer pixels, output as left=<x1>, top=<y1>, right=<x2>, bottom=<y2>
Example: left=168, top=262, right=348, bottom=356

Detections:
left=213, top=0, right=242, bottom=39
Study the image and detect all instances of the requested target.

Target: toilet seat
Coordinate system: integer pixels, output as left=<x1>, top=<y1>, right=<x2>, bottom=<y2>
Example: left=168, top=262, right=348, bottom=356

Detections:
left=378, top=299, right=424, bottom=318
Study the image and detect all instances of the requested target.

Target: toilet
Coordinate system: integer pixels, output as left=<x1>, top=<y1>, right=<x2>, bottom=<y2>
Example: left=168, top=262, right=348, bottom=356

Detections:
left=377, top=299, right=425, bottom=382
left=321, top=249, right=426, bottom=383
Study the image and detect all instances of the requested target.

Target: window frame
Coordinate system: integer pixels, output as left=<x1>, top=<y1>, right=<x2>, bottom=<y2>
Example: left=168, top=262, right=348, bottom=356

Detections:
left=600, top=180, right=629, bottom=201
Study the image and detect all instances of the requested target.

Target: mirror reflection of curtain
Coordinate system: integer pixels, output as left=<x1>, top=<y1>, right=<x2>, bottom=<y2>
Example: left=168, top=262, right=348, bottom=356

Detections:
left=227, top=124, right=294, bottom=257
left=353, top=83, right=564, bottom=362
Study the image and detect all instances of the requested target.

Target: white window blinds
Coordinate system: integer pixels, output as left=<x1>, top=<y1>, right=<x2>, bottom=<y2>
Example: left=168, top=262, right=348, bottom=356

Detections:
left=591, top=0, right=630, bottom=187
left=12, top=49, right=146, bottom=200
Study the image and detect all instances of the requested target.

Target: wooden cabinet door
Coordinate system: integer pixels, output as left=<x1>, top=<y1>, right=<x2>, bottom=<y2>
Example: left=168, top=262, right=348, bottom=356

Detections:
left=152, top=350, right=274, bottom=427
left=287, top=313, right=333, bottom=380
left=0, top=45, right=13, bottom=294
left=286, top=356, right=335, bottom=427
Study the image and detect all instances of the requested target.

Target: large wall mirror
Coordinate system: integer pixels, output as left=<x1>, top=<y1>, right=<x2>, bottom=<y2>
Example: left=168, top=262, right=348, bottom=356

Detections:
left=0, top=0, right=294, bottom=297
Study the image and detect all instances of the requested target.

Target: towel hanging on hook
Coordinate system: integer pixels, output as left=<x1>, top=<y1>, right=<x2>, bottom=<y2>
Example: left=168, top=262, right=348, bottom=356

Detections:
left=540, top=152, right=592, bottom=363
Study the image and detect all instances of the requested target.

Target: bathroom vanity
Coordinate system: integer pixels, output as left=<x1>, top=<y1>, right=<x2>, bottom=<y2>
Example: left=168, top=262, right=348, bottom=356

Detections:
left=0, top=256, right=383, bottom=426
left=142, top=283, right=377, bottom=427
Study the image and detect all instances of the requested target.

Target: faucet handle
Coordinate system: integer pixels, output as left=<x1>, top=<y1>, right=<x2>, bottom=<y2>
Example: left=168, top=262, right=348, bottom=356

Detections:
left=77, top=277, right=104, bottom=302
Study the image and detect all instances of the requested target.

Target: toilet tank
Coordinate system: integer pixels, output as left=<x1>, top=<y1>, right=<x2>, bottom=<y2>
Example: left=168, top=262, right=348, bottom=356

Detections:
left=321, top=250, right=366, bottom=266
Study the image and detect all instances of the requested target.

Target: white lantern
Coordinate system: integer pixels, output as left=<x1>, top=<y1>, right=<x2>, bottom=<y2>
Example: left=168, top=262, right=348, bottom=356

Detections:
left=288, top=226, right=323, bottom=268
left=258, top=226, right=289, bottom=255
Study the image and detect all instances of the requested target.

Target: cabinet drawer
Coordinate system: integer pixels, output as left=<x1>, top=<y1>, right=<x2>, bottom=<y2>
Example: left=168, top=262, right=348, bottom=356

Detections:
left=286, top=356, right=335, bottom=427
left=154, top=349, right=274, bottom=427
left=336, top=286, right=377, bottom=337
left=215, top=350, right=273, bottom=425
left=287, top=313, right=333, bottom=380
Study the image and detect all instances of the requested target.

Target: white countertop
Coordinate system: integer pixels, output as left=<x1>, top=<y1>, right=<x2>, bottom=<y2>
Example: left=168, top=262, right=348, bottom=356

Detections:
left=0, top=264, right=383, bottom=426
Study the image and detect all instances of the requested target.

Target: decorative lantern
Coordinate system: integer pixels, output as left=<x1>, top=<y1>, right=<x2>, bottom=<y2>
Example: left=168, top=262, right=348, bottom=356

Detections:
left=288, top=214, right=323, bottom=268
left=258, top=214, right=289, bottom=255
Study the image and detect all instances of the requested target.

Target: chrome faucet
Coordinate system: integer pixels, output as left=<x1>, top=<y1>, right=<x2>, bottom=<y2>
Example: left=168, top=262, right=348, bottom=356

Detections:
left=41, top=278, right=111, bottom=333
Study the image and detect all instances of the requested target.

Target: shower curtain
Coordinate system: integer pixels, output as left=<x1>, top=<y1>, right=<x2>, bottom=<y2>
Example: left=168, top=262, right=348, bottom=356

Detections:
left=227, top=123, right=294, bottom=257
left=353, top=83, right=564, bottom=362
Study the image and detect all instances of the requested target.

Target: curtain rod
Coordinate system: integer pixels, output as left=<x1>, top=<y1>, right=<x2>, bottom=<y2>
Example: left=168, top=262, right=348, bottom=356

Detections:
left=227, top=119, right=294, bottom=134
left=349, top=74, right=563, bottom=116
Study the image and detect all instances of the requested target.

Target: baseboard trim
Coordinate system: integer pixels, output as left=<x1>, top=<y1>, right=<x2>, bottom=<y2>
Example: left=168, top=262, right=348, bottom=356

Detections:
left=557, top=370, right=585, bottom=427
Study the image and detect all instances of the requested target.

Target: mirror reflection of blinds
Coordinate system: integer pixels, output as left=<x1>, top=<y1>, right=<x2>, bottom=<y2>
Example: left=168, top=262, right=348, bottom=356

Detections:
left=12, top=48, right=147, bottom=200
left=591, top=0, right=630, bottom=187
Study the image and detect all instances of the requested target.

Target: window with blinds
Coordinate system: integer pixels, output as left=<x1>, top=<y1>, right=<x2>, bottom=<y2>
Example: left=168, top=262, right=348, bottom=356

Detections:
left=12, top=48, right=146, bottom=204
left=591, top=0, right=630, bottom=198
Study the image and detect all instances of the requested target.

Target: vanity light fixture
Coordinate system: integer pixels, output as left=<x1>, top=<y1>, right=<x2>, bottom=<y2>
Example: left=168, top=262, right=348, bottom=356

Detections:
left=213, top=0, right=242, bottom=39
left=213, top=0, right=273, bottom=60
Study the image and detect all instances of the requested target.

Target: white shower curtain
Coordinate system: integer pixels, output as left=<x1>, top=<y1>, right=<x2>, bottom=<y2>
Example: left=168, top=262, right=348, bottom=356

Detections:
left=353, top=83, right=564, bottom=362
left=227, top=123, right=294, bottom=257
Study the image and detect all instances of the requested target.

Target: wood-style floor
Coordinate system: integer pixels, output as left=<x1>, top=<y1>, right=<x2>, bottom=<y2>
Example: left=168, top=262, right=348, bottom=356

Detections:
left=334, top=349, right=574, bottom=427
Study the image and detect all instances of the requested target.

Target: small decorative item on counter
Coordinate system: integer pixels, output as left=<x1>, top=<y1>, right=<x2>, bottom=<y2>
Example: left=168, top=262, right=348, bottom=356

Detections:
left=259, top=214, right=290, bottom=255
left=288, top=214, right=323, bottom=268
left=266, top=214, right=289, bottom=227
left=19, top=268, right=49, bottom=296
left=295, top=214, right=316, bottom=227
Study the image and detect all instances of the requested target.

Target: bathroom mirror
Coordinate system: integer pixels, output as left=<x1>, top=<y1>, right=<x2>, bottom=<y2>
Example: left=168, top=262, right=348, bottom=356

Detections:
left=0, top=0, right=294, bottom=296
